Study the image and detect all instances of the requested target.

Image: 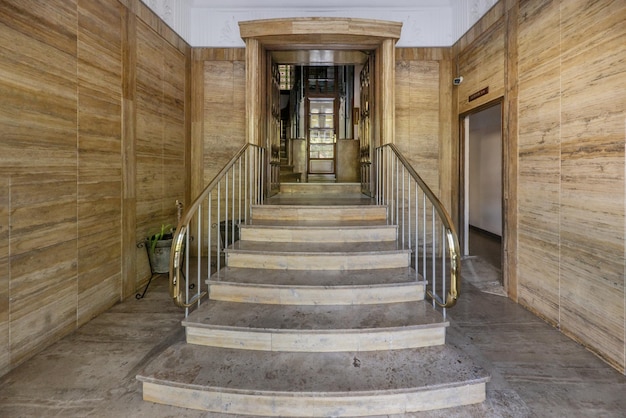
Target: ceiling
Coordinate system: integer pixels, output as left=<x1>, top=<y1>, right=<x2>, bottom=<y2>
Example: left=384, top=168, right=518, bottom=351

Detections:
left=141, top=0, right=498, bottom=47
left=188, top=0, right=451, bottom=7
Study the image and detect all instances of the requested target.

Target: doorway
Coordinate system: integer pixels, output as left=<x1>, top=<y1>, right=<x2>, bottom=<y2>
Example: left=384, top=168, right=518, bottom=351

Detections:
left=462, top=102, right=503, bottom=276
left=279, top=64, right=361, bottom=183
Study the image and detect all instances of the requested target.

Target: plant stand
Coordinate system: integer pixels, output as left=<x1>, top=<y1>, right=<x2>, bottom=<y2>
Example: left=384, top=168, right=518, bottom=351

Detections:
left=136, top=239, right=192, bottom=300
left=136, top=241, right=156, bottom=300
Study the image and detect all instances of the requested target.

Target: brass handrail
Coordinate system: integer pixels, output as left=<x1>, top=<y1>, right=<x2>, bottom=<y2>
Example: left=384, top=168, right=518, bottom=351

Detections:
left=169, top=143, right=266, bottom=311
left=375, top=143, right=460, bottom=309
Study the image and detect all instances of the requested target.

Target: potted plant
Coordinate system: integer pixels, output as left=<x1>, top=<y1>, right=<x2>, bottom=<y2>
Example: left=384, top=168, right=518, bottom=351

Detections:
left=147, top=223, right=173, bottom=274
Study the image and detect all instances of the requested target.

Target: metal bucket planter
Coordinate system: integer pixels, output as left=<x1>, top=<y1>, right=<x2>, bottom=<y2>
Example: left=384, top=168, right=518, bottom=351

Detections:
left=147, top=235, right=173, bottom=274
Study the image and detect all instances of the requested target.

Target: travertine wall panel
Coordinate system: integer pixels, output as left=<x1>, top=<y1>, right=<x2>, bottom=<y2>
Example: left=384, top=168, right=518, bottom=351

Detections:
left=558, top=0, right=625, bottom=371
left=456, top=21, right=505, bottom=114
left=395, top=58, right=440, bottom=190
left=77, top=0, right=122, bottom=326
left=517, top=0, right=561, bottom=324
left=135, top=20, right=186, bottom=243
left=0, top=0, right=189, bottom=376
left=0, top=178, right=9, bottom=376
left=9, top=173, right=78, bottom=366
left=456, top=0, right=625, bottom=373
left=203, top=60, right=246, bottom=185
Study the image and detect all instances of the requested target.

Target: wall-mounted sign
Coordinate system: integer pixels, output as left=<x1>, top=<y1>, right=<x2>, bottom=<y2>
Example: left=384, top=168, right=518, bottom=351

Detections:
left=469, top=87, right=489, bottom=102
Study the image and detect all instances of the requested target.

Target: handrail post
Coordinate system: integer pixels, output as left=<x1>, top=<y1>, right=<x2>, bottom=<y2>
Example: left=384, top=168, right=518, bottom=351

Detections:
left=168, top=144, right=267, bottom=311
left=374, top=143, right=460, bottom=309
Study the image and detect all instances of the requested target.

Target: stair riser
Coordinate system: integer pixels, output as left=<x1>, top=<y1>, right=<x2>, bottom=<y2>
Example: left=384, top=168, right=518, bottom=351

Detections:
left=186, top=326, right=446, bottom=352
left=240, top=227, right=396, bottom=243
left=226, top=252, right=410, bottom=270
left=279, top=183, right=361, bottom=194
left=251, top=206, right=387, bottom=222
left=208, top=283, right=425, bottom=305
left=142, top=381, right=487, bottom=416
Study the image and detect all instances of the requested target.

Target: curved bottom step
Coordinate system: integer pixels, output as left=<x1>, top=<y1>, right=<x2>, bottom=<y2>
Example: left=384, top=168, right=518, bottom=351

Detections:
left=137, top=343, right=489, bottom=417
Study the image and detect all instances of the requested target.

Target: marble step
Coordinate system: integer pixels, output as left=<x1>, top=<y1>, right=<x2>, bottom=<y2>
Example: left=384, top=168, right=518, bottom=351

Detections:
left=182, top=300, right=446, bottom=351
left=251, top=204, right=387, bottom=222
left=240, top=222, right=397, bottom=243
left=225, top=241, right=411, bottom=270
left=279, top=182, right=361, bottom=195
left=279, top=172, right=301, bottom=182
left=208, top=267, right=425, bottom=305
left=137, top=343, right=490, bottom=416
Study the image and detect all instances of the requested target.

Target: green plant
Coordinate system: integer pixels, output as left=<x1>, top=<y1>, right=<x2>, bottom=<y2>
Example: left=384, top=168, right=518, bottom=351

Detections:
left=148, top=223, right=172, bottom=254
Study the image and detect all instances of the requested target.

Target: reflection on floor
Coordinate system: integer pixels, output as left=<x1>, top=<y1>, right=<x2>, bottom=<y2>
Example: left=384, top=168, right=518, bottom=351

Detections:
left=465, top=226, right=505, bottom=297
left=469, top=225, right=501, bottom=272
left=1, top=266, right=625, bottom=415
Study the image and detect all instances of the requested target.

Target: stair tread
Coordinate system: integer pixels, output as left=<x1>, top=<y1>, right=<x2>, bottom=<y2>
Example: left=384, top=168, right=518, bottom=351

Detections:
left=182, top=300, right=446, bottom=332
left=137, top=343, right=489, bottom=395
left=247, top=219, right=391, bottom=227
left=209, top=266, right=423, bottom=287
left=259, top=198, right=379, bottom=206
left=226, top=240, right=407, bottom=254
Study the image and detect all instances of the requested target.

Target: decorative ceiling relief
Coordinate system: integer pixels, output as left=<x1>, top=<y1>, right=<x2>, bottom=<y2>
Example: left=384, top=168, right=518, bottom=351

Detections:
left=144, top=0, right=175, bottom=26
left=218, top=15, right=241, bottom=47
left=469, top=0, right=497, bottom=24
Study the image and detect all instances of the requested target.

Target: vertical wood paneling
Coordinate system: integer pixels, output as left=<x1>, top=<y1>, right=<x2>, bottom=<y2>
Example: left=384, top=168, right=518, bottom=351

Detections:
left=77, top=0, right=122, bottom=325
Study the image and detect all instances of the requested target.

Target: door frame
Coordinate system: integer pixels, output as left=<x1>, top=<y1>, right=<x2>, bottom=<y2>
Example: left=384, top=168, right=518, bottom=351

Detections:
left=459, top=98, right=504, bottom=268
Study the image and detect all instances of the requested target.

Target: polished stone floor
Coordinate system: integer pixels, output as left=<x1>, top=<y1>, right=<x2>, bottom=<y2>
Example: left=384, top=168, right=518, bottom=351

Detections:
left=1, top=257, right=625, bottom=417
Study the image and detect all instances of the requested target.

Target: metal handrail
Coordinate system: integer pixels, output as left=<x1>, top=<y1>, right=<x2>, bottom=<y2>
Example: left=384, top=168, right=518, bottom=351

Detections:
left=169, top=144, right=266, bottom=313
left=375, top=144, right=460, bottom=310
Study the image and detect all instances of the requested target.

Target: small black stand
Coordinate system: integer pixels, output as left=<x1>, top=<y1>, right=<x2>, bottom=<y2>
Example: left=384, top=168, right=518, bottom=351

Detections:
left=136, top=241, right=153, bottom=300
left=135, top=241, right=192, bottom=300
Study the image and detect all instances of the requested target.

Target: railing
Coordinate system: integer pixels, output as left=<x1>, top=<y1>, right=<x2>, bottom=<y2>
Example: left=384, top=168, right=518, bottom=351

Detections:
left=375, top=144, right=460, bottom=312
left=169, top=144, right=266, bottom=314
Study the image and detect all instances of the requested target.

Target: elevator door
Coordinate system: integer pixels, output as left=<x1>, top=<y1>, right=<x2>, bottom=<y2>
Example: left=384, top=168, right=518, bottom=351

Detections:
left=308, top=97, right=336, bottom=174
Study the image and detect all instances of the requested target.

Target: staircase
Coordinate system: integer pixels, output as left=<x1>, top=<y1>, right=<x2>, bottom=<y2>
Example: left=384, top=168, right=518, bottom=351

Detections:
left=137, top=183, right=489, bottom=416
left=279, top=157, right=302, bottom=182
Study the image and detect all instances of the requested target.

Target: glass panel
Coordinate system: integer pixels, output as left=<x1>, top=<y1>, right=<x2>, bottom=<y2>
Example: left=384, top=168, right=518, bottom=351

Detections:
left=309, top=130, right=334, bottom=143
left=309, top=99, right=334, bottom=114
left=309, top=144, right=335, bottom=159
left=309, top=115, right=333, bottom=128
